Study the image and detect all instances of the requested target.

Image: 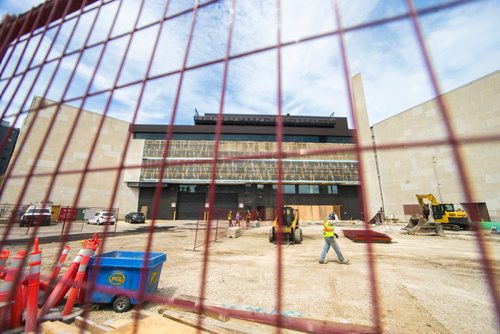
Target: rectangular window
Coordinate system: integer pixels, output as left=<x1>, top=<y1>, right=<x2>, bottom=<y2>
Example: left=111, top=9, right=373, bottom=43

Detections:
left=298, top=185, right=320, bottom=194
left=284, top=185, right=295, bottom=194
left=179, top=185, right=194, bottom=192
left=257, top=184, right=265, bottom=193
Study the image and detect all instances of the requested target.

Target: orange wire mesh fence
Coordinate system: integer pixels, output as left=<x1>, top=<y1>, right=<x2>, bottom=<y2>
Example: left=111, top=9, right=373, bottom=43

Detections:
left=0, top=0, right=499, bottom=333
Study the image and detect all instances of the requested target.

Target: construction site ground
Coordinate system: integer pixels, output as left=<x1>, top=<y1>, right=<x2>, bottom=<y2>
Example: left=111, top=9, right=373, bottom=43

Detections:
left=4, top=219, right=500, bottom=333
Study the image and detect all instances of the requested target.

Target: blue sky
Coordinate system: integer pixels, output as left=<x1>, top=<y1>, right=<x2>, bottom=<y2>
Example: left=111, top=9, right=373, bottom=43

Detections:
left=0, top=0, right=499, bottom=128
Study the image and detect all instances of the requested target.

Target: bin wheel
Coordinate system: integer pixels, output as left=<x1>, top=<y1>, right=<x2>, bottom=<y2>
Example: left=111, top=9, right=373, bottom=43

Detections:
left=113, top=295, right=131, bottom=313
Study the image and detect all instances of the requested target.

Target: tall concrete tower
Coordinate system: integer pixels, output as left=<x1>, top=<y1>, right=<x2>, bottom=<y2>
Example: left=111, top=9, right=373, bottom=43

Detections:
left=352, top=73, right=382, bottom=221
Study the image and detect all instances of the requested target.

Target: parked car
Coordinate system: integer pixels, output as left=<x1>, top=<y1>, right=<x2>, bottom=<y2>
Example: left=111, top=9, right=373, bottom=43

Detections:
left=19, top=205, right=51, bottom=227
left=124, top=212, right=145, bottom=224
left=87, top=211, right=116, bottom=225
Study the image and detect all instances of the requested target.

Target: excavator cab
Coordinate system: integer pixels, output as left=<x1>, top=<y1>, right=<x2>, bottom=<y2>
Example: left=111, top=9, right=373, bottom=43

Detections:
left=268, top=206, right=303, bottom=244
left=432, top=203, right=455, bottom=220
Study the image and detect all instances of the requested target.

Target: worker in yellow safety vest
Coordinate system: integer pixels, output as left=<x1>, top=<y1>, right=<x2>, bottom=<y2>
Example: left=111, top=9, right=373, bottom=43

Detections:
left=319, top=212, right=349, bottom=264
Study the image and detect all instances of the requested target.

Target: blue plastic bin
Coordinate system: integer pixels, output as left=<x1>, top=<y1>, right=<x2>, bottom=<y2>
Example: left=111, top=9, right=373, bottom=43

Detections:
left=87, top=251, right=167, bottom=312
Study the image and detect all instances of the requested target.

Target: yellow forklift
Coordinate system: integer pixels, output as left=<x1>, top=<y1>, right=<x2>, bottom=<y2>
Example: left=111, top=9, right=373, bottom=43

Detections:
left=268, top=206, right=303, bottom=244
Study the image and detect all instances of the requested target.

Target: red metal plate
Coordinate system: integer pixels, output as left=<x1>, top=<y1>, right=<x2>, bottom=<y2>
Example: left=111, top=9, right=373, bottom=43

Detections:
left=342, top=229, right=392, bottom=243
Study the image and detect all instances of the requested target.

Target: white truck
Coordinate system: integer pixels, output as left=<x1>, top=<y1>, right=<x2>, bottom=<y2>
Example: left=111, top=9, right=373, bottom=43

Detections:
left=19, top=205, right=52, bottom=227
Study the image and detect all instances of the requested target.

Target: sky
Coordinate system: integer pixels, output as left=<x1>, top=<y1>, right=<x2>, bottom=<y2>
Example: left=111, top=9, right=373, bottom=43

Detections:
left=0, top=0, right=499, bottom=128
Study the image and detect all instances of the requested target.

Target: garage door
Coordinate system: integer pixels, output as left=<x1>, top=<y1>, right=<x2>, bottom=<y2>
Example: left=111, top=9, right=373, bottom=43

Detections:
left=177, top=192, right=206, bottom=220
left=215, top=193, right=238, bottom=211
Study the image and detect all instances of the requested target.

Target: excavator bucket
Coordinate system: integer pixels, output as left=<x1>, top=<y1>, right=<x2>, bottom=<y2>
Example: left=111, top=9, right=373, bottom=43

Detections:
left=403, top=216, right=420, bottom=230
left=404, top=216, right=445, bottom=237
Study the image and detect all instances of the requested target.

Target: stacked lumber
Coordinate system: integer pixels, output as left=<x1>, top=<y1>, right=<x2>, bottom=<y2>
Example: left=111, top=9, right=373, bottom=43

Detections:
left=51, top=295, right=378, bottom=334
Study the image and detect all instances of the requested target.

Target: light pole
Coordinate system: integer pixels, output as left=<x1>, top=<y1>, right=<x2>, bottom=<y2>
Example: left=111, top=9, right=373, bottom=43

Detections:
left=432, top=156, right=443, bottom=202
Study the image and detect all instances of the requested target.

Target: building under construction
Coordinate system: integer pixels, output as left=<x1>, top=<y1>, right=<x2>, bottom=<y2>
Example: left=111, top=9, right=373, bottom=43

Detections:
left=130, top=113, right=359, bottom=220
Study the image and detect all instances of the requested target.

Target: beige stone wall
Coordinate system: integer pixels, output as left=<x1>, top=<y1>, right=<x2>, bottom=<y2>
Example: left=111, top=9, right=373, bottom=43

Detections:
left=369, top=71, right=500, bottom=221
left=1, top=97, right=137, bottom=217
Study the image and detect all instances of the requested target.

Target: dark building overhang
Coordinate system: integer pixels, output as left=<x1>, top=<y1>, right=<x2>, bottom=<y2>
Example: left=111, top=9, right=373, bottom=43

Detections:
left=193, top=113, right=341, bottom=128
left=130, top=124, right=352, bottom=137
left=129, top=113, right=352, bottom=138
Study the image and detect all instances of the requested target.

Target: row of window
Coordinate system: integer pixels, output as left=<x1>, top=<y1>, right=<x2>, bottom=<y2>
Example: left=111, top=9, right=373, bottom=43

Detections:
left=135, top=132, right=353, bottom=143
left=275, top=184, right=338, bottom=194
left=179, top=184, right=338, bottom=195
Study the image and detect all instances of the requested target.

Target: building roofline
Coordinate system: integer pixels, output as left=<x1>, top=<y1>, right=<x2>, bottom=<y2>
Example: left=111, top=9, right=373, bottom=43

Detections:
left=129, top=123, right=353, bottom=137
left=194, top=112, right=345, bottom=128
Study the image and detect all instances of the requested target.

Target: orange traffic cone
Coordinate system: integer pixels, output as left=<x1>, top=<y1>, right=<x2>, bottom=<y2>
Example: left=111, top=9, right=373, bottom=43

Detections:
left=0, top=249, right=9, bottom=279
left=0, top=250, right=26, bottom=330
left=49, top=245, right=70, bottom=286
left=25, top=238, right=42, bottom=333
left=39, top=249, right=82, bottom=314
left=62, top=245, right=93, bottom=315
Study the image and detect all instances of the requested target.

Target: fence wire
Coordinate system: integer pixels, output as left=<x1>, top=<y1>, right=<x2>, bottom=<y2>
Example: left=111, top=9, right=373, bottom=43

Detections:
left=0, top=0, right=498, bottom=333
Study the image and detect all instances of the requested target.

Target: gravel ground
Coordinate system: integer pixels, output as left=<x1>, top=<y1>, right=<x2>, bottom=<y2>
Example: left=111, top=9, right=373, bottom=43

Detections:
left=5, top=220, right=499, bottom=333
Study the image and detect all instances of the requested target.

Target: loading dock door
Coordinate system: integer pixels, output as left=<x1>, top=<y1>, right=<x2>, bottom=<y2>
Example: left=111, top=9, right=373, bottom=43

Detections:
left=176, top=193, right=206, bottom=220
left=215, top=193, right=238, bottom=211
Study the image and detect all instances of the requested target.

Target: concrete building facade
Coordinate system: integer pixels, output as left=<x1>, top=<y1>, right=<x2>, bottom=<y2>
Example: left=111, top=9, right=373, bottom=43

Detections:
left=362, top=70, right=500, bottom=222
left=0, top=97, right=138, bottom=217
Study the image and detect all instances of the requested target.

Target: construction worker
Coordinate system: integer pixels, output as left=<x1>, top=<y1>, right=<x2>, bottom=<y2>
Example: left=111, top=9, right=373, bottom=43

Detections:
left=245, top=210, right=252, bottom=227
left=235, top=211, right=241, bottom=227
left=319, top=212, right=349, bottom=264
left=228, top=210, right=233, bottom=227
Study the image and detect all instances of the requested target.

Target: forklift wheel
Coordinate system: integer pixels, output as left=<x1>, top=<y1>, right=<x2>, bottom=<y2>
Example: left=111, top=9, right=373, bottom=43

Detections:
left=269, top=227, right=275, bottom=243
left=113, top=295, right=131, bottom=313
left=293, top=227, right=303, bottom=244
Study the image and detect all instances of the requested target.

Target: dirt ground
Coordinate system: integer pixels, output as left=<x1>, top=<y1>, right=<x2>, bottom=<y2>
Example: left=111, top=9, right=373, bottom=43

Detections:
left=11, top=220, right=500, bottom=333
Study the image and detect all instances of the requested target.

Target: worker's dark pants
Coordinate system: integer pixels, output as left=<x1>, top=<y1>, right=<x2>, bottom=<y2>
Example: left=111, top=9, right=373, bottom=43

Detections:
left=319, top=236, right=345, bottom=262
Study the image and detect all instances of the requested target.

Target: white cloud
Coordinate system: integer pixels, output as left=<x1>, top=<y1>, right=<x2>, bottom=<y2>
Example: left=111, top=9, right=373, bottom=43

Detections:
left=343, top=0, right=500, bottom=125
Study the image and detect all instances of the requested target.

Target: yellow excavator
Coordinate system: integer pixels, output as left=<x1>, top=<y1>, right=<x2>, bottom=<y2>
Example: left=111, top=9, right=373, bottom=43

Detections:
left=416, top=194, right=470, bottom=230
left=268, top=206, right=303, bottom=244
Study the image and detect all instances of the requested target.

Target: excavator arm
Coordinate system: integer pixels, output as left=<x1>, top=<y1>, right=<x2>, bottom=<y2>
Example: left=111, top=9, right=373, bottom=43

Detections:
left=416, top=194, right=439, bottom=207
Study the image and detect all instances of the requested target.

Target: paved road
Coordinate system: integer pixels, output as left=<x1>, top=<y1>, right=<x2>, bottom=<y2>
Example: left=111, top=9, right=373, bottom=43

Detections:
left=0, top=220, right=179, bottom=245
